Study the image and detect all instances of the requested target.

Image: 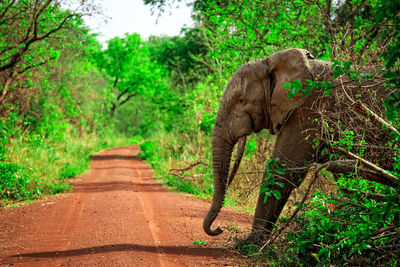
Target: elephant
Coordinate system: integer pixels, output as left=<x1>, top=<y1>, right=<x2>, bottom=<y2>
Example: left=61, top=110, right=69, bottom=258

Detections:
left=202, top=48, right=388, bottom=247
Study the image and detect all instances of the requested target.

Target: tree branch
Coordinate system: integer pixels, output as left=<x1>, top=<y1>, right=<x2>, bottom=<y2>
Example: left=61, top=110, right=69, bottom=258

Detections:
left=323, top=0, right=338, bottom=58
left=326, top=161, right=396, bottom=187
left=353, top=100, right=399, bottom=136
left=113, top=77, right=119, bottom=88
left=169, top=161, right=208, bottom=174
left=332, top=146, right=399, bottom=183
left=0, top=1, right=75, bottom=73
left=116, top=87, right=129, bottom=101
left=116, top=81, right=137, bottom=101
left=340, top=188, right=387, bottom=202
left=118, top=92, right=137, bottom=107
left=0, top=0, right=17, bottom=25
left=0, top=72, right=16, bottom=104
left=17, top=56, right=55, bottom=75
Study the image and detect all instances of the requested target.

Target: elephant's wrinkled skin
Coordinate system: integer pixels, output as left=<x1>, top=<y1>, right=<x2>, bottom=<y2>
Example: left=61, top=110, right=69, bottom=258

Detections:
left=203, top=48, right=386, bottom=247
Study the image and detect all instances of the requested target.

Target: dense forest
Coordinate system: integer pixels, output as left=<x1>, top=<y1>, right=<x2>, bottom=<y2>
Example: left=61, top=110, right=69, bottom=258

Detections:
left=1, top=0, right=399, bottom=265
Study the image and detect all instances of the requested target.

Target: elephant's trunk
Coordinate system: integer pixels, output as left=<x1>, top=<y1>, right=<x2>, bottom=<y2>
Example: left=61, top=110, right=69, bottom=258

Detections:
left=203, top=133, right=233, bottom=236
left=203, top=129, right=246, bottom=236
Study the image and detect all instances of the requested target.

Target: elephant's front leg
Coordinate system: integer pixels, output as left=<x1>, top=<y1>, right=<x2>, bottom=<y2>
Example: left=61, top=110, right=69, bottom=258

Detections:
left=236, top=111, right=317, bottom=248
left=240, top=169, right=307, bottom=246
left=235, top=168, right=306, bottom=247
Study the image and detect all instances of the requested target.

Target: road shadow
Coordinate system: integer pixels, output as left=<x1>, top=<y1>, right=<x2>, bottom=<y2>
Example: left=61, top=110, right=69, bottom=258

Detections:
left=90, top=167, right=151, bottom=171
left=10, top=243, right=237, bottom=259
left=73, top=181, right=168, bottom=193
left=90, top=155, right=139, bottom=161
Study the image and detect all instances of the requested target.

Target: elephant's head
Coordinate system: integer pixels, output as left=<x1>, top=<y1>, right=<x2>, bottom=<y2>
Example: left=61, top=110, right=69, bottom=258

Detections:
left=203, top=48, right=315, bottom=236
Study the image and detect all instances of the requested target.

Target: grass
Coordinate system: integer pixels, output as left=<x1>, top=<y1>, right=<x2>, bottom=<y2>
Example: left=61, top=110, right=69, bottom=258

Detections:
left=1, top=125, right=135, bottom=205
left=139, top=129, right=274, bottom=213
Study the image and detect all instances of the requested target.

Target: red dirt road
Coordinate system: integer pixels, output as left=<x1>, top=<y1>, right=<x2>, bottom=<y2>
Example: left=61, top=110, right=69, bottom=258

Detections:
left=0, top=145, right=252, bottom=266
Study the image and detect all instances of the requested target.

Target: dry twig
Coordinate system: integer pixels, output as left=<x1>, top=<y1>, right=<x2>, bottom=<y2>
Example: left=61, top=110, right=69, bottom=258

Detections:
left=169, top=161, right=208, bottom=176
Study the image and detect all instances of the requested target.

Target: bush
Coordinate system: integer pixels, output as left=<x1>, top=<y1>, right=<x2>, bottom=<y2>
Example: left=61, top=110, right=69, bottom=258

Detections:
left=0, top=162, right=38, bottom=200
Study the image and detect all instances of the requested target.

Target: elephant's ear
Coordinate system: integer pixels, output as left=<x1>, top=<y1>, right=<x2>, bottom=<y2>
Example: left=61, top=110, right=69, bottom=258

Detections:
left=267, top=48, right=315, bottom=134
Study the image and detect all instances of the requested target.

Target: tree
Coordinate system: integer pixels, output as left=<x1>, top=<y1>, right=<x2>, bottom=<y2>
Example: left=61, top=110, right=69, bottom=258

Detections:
left=312, top=0, right=394, bottom=63
left=375, top=0, right=400, bottom=125
left=148, top=27, right=209, bottom=91
left=0, top=0, right=98, bottom=106
left=94, top=33, right=168, bottom=117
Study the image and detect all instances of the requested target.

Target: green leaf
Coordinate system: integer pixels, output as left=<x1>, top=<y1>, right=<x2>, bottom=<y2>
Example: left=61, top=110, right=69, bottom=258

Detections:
left=285, top=80, right=302, bottom=98
left=344, top=61, right=352, bottom=71
left=272, top=190, right=282, bottom=200
left=275, top=167, right=285, bottom=175
left=260, top=185, right=270, bottom=195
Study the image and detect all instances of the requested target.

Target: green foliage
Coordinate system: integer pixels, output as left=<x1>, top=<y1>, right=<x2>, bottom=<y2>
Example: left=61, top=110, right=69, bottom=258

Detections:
left=148, top=28, right=209, bottom=90
left=245, top=139, right=257, bottom=157
left=139, top=141, right=161, bottom=162
left=0, top=1, right=130, bottom=204
left=0, top=162, right=36, bottom=200
left=139, top=135, right=213, bottom=197
left=285, top=78, right=334, bottom=99
left=199, top=0, right=328, bottom=73
left=237, top=244, right=264, bottom=256
left=261, top=158, right=285, bottom=202
left=199, top=112, right=215, bottom=134
left=94, top=33, right=169, bottom=116
left=193, top=239, right=206, bottom=245
left=60, top=161, right=86, bottom=180
left=375, top=0, right=400, bottom=131
left=287, top=187, right=400, bottom=266
left=285, top=80, right=303, bottom=99
left=0, top=1, right=82, bottom=73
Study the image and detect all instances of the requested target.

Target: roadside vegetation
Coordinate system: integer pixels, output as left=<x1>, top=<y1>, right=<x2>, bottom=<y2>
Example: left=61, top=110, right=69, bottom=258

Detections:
left=1, top=0, right=399, bottom=265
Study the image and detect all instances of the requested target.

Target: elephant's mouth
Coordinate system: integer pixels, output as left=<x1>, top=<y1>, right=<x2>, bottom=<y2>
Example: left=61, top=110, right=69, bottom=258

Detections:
left=254, top=127, right=263, bottom=133
left=250, top=112, right=265, bottom=134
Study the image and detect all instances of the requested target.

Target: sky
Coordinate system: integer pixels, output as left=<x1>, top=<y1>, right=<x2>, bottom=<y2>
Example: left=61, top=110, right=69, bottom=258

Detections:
left=83, top=0, right=194, bottom=45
